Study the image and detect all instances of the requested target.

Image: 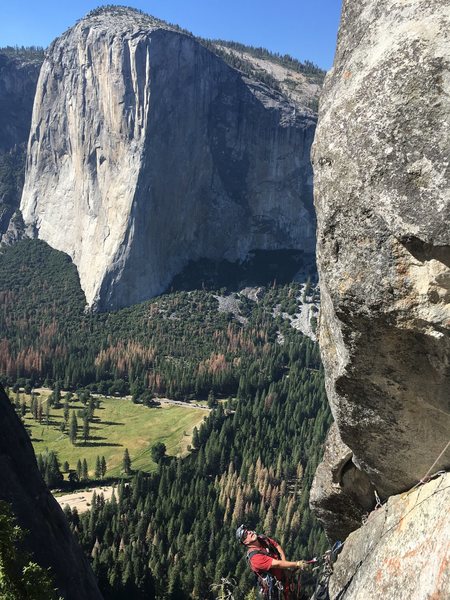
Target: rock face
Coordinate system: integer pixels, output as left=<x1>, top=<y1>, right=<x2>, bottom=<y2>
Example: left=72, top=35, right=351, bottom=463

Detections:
left=0, top=51, right=42, bottom=152
left=0, top=384, right=102, bottom=599
left=20, top=7, right=317, bottom=311
left=0, top=50, right=42, bottom=243
left=328, top=472, right=450, bottom=600
left=312, top=0, right=450, bottom=505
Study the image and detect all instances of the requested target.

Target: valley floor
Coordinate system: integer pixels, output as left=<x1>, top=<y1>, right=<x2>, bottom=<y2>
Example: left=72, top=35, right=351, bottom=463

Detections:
left=13, top=389, right=209, bottom=477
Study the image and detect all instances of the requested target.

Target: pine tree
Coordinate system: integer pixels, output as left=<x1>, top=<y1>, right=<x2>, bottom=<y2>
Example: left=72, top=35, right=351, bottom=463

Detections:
left=95, top=456, right=102, bottom=479
left=69, top=413, right=78, bottom=444
left=82, top=414, right=90, bottom=444
left=76, top=459, right=82, bottom=480
left=101, top=456, right=107, bottom=478
left=207, top=389, right=218, bottom=408
left=192, top=426, right=200, bottom=449
left=30, top=394, right=36, bottom=419
left=122, top=448, right=132, bottom=475
left=150, top=442, right=166, bottom=464
left=82, top=458, right=89, bottom=481
left=53, top=381, right=61, bottom=408
left=63, top=397, right=70, bottom=423
left=263, top=505, right=274, bottom=535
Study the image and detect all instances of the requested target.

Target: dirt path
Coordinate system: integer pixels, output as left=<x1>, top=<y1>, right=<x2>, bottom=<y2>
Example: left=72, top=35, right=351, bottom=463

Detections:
left=157, top=398, right=209, bottom=410
left=55, top=486, right=115, bottom=513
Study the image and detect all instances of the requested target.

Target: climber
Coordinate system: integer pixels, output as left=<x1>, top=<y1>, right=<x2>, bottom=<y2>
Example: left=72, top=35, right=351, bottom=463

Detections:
left=236, top=524, right=310, bottom=599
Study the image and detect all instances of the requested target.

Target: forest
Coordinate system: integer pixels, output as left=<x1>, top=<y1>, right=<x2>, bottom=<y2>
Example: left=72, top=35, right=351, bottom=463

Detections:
left=64, top=333, right=330, bottom=599
left=0, top=240, right=319, bottom=401
left=0, top=239, right=330, bottom=598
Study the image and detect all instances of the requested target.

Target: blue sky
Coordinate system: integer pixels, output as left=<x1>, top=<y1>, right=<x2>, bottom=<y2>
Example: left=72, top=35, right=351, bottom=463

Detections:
left=1, top=1, right=342, bottom=69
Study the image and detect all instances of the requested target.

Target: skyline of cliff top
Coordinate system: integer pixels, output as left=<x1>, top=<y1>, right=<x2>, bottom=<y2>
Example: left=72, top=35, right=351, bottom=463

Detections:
left=1, top=0, right=342, bottom=69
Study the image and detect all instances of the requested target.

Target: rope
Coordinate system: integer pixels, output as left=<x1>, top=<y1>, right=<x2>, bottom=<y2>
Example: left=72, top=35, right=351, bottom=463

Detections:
left=310, top=542, right=344, bottom=599
left=408, top=439, right=450, bottom=493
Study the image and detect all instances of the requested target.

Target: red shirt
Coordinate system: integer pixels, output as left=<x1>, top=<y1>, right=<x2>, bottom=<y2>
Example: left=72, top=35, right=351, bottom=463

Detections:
left=248, top=536, right=284, bottom=583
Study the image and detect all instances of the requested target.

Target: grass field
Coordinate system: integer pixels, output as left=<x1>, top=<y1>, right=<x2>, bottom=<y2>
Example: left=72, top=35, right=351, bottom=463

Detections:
left=14, top=390, right=208, bottom=478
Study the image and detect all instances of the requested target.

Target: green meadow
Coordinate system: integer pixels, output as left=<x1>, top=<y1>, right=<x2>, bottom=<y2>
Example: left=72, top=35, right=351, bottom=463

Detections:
left=16, top=390, right=208, bottom=477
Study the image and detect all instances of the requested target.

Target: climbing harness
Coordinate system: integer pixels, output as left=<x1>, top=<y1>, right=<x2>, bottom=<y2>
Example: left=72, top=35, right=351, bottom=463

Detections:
left=257, top=571, right=284, bottom=600
left=246, top=533, right=332, bottom=599
left=247, top=547, right=284, bottom=600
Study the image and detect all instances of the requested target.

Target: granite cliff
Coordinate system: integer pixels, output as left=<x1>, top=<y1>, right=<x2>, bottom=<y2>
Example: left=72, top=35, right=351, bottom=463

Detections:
left=310, top=1, right=450, bottom=598
left=20, top=6, right=317, bottom=311
left=0, top=384, right=102, bottom=599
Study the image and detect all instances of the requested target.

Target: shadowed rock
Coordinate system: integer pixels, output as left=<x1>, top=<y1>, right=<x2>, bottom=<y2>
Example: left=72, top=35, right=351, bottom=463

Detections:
left=0, top=384, right=103, bottom=599
left=0, top=50, right=42, bottom=243
left=310, top=423, right=374, bottom=542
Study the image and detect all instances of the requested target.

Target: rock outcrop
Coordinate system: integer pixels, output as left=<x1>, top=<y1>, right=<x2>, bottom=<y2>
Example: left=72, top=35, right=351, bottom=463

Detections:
left=328, top=472, right=450, bottom=600
left=312, top=0, right=450, bottom=509
left=309, top=423, right=375, bottom=542
left=0, top=384, right=102, bottom=599
left=310, top=1, right=450, bottom=597
left=20, top=6, right=317, bottom=311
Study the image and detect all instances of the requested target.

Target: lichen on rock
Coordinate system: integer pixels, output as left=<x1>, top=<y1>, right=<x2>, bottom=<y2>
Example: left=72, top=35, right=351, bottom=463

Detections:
left=328, top=472, right=450, bottom=600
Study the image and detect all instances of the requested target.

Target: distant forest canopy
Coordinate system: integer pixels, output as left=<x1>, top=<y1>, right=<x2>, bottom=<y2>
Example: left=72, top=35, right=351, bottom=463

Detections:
left=0, top=45, right=45, bottom=61
left=0, top=240, right=319, bottom=402
left=209, top=39, right=325, bottom=78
